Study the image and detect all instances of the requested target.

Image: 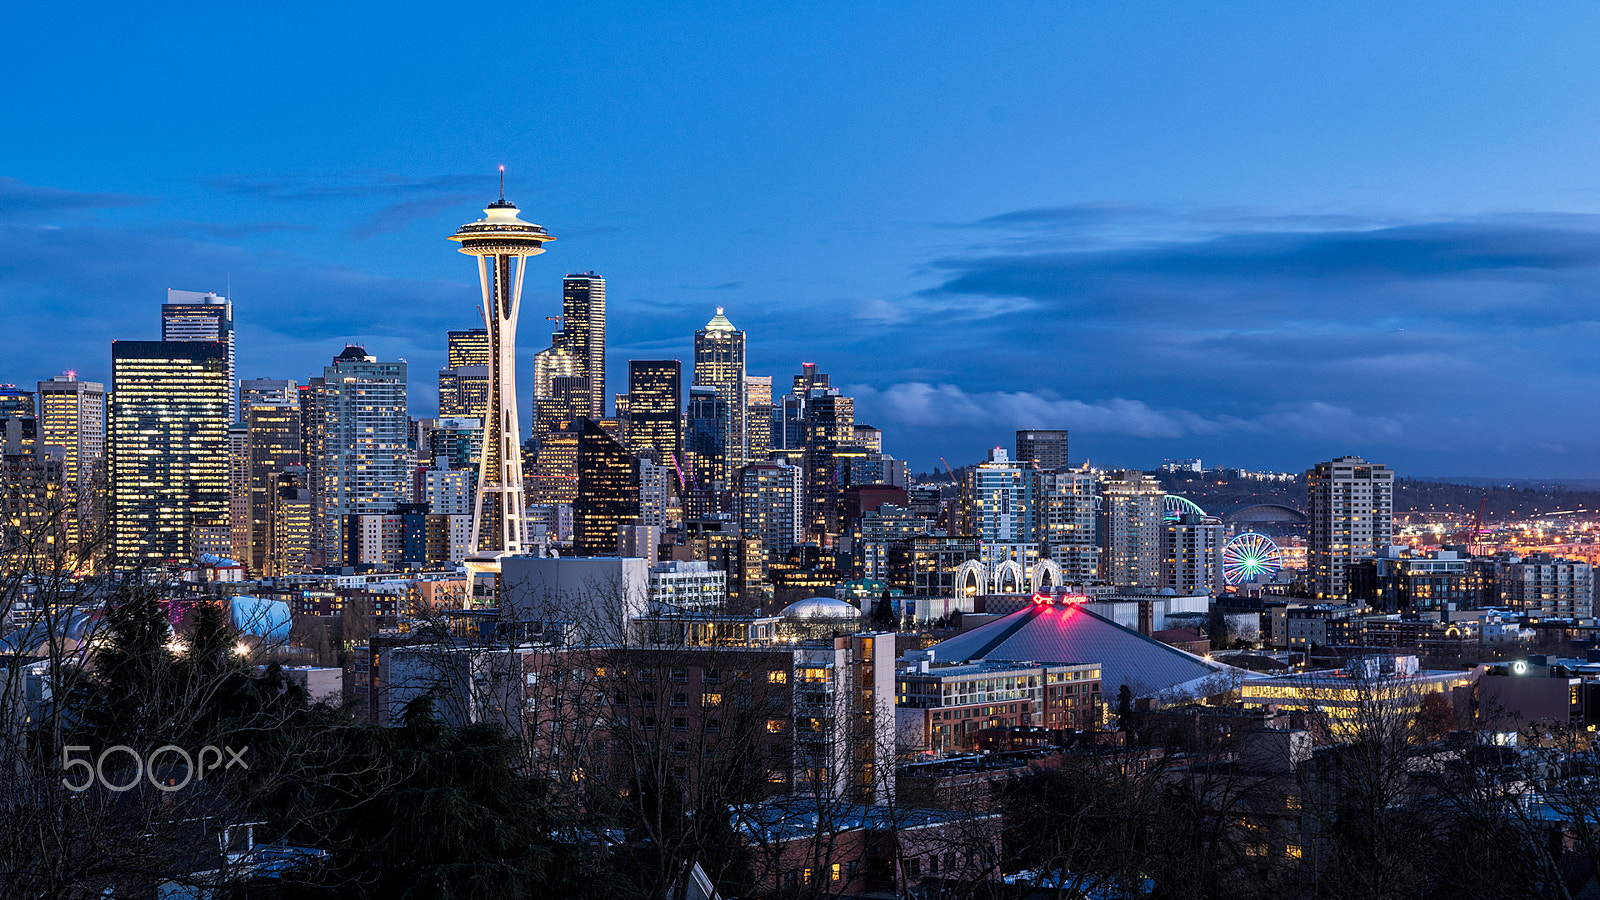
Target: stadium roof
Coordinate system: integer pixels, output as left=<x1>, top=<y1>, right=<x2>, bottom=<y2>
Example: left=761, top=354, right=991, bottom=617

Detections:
left=923, top=600, right=1247, bottom=700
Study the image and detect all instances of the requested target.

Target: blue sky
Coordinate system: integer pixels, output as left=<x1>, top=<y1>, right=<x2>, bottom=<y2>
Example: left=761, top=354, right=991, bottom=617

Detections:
left=4, top=3, right=1600, bottom=476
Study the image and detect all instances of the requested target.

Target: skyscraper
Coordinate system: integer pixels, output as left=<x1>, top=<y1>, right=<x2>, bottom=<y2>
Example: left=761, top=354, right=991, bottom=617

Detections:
left=438, top=329, right=491, bottom=422
left=1307, top=455, right=1394, bottom=600
left=684, top=386, right=727, bottom=493
left=528, top=423, right=581, bottom=504
left=1099, top=470, right=1165, bottom=590
left=693, top=308, right=747, bottom=483
left=246, top=401, right=302, bottom=574
left=438, top=364, right=489, bottom=420
left=1016, top=430, right=1069, bottom=473
left=736, top=461, right=804, bottom=568
left=1162, top=513, right=1224, bottom=595
left=37, top=374, right=105, bottom=561
left=1, top=415, right=66, bottom=574
left=297, top=381, right=324, bottom=564
left=573, top=418, right=639, bottom=558
left=228, top=422, right=251, bottom=564
left=162, top=289, right=235, bottom=417
left=448, top=185, right=554, bottom=565
left=240, top=378, right=296, bottom=409
left=563, top=273, right=606, bottom=420
left=270, top=466, right=314, bottom=575
left=316, top=346, right=409, bottom=566
left=0, top=385, right=36, bottom=418
left=802, top=385, right=854, bottom=543
left=627, top=359, right=682, bottom=468
left=447, top=328, right=489, bottom=369
left=1042, top=468, right=1098, bottom=582
left=531, top=340, right=581, bottom=447
left=109, top=340, right=230, bottom=566
left=960, top=448, right=1041, bottom=544
left=745, top=375, right=773, bottom=464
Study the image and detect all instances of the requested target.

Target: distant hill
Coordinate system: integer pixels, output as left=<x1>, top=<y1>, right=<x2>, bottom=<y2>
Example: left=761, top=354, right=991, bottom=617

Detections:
left=1156, top=472, right=1600, bottom=522
left=911, top=467, right=1600, bottom=522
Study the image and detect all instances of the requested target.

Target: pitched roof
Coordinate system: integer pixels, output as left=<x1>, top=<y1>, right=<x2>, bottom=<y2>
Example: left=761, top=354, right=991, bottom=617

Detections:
left=927, top=601, right=1243, bottom=699
left=704, top=307, right=736, bottom=331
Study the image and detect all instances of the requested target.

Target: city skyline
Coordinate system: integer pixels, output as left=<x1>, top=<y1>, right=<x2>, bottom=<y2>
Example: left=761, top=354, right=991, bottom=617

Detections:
left=6, top=5, right=1600, bottom=476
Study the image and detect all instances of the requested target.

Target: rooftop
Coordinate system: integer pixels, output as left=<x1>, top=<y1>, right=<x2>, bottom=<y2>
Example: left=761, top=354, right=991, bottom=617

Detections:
left=922, top=598, right=1241, bottom=699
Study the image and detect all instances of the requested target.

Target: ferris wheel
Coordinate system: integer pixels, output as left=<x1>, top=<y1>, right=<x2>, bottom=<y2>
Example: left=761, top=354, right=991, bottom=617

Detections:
left=1222, top=532, right=1282, bottom=585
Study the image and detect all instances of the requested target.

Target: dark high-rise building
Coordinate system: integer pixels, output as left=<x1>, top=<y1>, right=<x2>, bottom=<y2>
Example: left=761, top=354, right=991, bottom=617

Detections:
left=802, top=386, right=854, bottom=544
left=439, top=329, right=491, bottom=422
left=109, top=340, right=231, bottom=566
left=792, top=362, right=828, bottom=396
left=0, top=415, right=66, bottom=574
left=246, top=401, right=302, bottom=575
left=573, top=418, right=639, bottom=557
left=438, top=364, right=489, bottom=419
left=563, top=273, right=607, bottom=420
left=627, top=360, right=682, bottom=469
left=1016, top=430, right=1069, bottom=472
left=239, top=378, right=295, bottom=409
left=447, top=328, right=489, bottom=369
left=162, top=289, right=235, bottom=417
left=693, top=308, right=746, bottom=482
left=297, top=381, right=324, bottom=565
left=0, top=385, right=36, bottom=418
left=685, top=386, right=727, bottom=492
left=773, top=392, right=806, bottom=451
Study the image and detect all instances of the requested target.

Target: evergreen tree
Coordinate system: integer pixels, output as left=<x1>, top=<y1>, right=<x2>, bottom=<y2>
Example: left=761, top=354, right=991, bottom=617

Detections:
left=871, top=588, right=896, bottom=630
left=1116, top=684, right=1136, bottom=741
left=1206, top=604, right=1230, bottom=650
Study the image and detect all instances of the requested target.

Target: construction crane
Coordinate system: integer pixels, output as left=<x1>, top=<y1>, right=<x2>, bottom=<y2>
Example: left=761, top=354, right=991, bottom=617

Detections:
left=940, top=457, right=959, bottom=484
left=1449, top=498, right=1490, bottom=546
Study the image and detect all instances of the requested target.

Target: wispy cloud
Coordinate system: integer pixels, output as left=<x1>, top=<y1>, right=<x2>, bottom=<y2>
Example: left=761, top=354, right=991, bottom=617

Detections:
left=204, top=172, right=486, bottom=203
left=348, top=193, right=479, bottom=240
left=0, top=177, right=149, bottom=218
left=849, top=382, right=1406, bottom=444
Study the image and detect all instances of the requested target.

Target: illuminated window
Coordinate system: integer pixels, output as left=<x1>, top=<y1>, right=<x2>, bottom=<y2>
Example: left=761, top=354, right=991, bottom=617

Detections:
left=769, top=671, right=788, bottom=684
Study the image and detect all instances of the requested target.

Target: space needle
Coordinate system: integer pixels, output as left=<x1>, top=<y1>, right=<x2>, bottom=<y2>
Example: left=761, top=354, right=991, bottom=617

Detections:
left=448, top=168, right=553, bottom=584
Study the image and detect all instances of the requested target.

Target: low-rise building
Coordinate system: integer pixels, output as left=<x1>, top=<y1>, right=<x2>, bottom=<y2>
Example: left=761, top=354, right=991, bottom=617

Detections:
left=648, top=559, right=726, bottom=613
left=1240, top=656, right=1479, bottom=740
left=896, top=659, right=1100, bottom=754
left=1496, top=552, right=1594, bottom=619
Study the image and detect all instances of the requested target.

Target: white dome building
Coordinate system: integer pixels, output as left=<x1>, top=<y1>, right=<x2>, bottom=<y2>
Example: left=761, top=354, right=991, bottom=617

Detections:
left=778, top=596, right=862, bottom=639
